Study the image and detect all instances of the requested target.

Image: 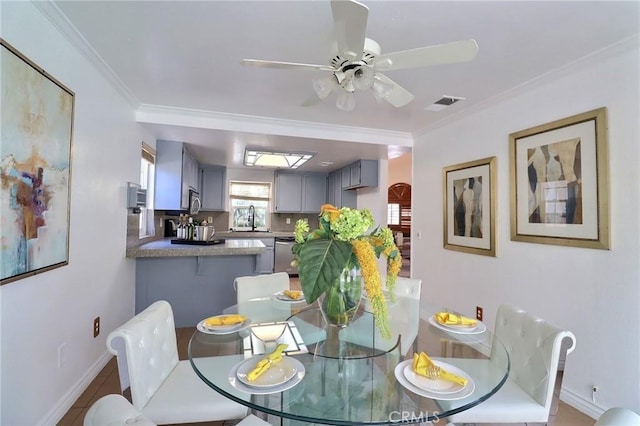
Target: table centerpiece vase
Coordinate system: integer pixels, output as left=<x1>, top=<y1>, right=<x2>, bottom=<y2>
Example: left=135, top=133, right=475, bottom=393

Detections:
left=293, top=204, right=403, bottom=340
left=317, top=265, right=362, bottom=328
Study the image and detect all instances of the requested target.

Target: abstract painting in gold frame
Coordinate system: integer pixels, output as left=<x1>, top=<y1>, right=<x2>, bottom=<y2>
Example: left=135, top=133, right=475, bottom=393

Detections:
left=443, top=156, right=497, bottom=257
left=1, top=39, right=75, bottom=284
left=509, top=107, right=609, bottom=249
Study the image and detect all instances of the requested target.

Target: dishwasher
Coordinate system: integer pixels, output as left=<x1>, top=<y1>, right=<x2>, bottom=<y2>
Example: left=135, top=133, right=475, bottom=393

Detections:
left=274, top=236, right=298, bottom=276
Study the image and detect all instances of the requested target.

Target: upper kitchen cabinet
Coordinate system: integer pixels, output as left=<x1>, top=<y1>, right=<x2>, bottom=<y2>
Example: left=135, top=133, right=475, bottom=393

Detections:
left=275, top=171, right=327, bottom=213
left=155, top=140, right=200, bottom=210
left=328, top=170, right=356, bottom=209
left=200, top=166, right=226, bottom=211
left=341, top=160, right=378, bottom=190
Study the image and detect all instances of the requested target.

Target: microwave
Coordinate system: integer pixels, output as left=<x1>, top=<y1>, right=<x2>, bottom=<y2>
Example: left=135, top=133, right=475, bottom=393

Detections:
left=188, top=190, right=201, bottom=215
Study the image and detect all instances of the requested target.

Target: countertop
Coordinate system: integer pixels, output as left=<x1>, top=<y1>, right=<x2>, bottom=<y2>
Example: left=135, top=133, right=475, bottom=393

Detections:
left=126, top=238, right=267, bottom=258
left=216, top=230, right=294, bottom=239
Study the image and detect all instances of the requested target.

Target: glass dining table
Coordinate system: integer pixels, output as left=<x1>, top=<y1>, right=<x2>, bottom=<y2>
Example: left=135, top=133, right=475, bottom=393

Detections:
left=188, top=293, right=509, bottom=425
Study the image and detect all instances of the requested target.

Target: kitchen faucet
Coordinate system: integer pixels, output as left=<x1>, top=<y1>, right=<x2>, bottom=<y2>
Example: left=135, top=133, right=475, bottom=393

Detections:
left=248, top=205, right=255, bottom=231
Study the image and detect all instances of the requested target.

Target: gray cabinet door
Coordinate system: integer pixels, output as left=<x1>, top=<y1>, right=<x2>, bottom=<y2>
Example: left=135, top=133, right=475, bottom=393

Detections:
left=275, top=172, right=302, bottom=212
left=341, top=160, right=378, bottom=190
left=302, top=173, right=328, bottom=212
left=257, top=238, right=274, bottom=274
left=328, top=170, right=356, bottom=208
left=155, top=140, right=185, bottom=210
left=201, top=166, right=226, bottom=211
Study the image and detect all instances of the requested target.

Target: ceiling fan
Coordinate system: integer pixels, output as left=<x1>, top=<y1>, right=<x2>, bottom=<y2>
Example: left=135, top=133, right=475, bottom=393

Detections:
left=241, top=0, right=479, bottom=111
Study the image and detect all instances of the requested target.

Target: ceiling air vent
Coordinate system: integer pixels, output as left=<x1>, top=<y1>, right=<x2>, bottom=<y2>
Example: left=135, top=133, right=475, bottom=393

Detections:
left=426, top=96, right=466, bottom=111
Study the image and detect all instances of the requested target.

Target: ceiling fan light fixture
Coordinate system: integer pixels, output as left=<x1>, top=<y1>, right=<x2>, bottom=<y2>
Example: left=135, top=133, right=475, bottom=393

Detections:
left=371, top=77, right=394, bottom=103
left=353, top=65, right=375, bottom=90
left=312, top=76, right=337, bottom=99
left=336, top=91, right=356, bottom=111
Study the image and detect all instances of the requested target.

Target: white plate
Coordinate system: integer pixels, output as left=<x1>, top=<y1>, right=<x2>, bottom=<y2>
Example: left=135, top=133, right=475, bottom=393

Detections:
left=236, top=355, right=298, bottom=388
left=394, top=360, right=475, bottom=400
left=197, top=316, right=252, bottom=335
left=428, top=315, right=487, bottom=335
left=229, top=356, right=305, bottom=395
left=403, top=360, right=471, bottom=394
left=273, top=291, right=305, bottom=303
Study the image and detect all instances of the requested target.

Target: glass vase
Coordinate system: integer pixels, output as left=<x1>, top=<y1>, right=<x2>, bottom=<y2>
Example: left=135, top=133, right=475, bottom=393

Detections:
left=318, top=266, right=362, bottom=328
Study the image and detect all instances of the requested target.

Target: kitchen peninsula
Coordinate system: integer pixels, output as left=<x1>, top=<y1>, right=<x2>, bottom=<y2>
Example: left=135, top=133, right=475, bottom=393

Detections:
left=127, top=238, right=266, bottom=327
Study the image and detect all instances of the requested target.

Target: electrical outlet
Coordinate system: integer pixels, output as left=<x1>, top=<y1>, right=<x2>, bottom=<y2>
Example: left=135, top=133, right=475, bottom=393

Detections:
left=286, top=218, right=291, bottom=224
left=208, top=216, right=213, bottom=223
left=476, top=306, right=483, bottom=321
left=93, top=316, right=100, bottom=338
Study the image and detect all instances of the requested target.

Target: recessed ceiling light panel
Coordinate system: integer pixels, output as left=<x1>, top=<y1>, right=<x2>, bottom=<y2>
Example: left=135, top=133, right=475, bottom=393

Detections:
left=244, top=147, right=315, bottom=169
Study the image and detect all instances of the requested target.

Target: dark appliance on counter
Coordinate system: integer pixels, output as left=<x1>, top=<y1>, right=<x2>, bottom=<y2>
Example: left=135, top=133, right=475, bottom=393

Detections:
left=164, top=219, right=178, bottom=237
left=274, top=236, right=298, bottom=276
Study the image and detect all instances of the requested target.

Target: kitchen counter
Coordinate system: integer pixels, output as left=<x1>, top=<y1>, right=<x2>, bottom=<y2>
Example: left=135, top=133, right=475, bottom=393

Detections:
left=216, top=230, right=294, bottom=239
left=126, top=238, right=266, bottom=258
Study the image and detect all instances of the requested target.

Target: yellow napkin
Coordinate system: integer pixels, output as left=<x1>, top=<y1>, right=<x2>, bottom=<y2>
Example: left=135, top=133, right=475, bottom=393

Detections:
left=247, top=343, right=289, bottom=382
left=435, top=312, right=478, bottom=327
left=283, top=290, right=302, bottom=300
left=204, top=314, right=246, bottom=327
left=412, top=352, right=468, bottom=386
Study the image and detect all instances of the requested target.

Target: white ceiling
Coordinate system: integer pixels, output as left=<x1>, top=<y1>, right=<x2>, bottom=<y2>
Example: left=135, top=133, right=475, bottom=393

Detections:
left=53, top=0, right=639, bottom=171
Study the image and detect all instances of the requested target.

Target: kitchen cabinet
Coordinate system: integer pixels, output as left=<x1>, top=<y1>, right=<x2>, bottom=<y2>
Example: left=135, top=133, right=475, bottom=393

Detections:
left=200, top=166, right=226, bottom=211
left=341, top=160, right=378, bottom=190
left=257, top=238, right=274, bottom=274
left=328, top=170, right=356, bottom=208
left=155, top=140, right=200, bottom=210
left=274, top=172, right=327, bottom=213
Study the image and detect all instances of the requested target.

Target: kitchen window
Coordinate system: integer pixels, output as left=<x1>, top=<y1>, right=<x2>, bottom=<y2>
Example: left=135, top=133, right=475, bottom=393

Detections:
left=229, top=181, right=271, bottom=230
left=139, top=143, right=155, bottom=238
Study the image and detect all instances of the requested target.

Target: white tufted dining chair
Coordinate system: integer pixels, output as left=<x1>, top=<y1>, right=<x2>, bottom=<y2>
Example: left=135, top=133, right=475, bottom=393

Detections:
left=439, top=304, right=576, bottom=424
left=340, top=277, right=422, bottom=355
left=234, top=271, right=291, bottom=303
left=594, top=407, right=640, bottom=425
left=84, top=393, right=272, bottom=426
left=106, top=300, right=249, bottom=424
left=84, top=394, right=155, bottom=426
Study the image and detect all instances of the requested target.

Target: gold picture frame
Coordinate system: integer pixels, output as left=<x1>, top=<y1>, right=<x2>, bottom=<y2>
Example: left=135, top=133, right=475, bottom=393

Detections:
left=443, top=156, right=497, bottom=256
left=509, top=107, right=609, bottom=249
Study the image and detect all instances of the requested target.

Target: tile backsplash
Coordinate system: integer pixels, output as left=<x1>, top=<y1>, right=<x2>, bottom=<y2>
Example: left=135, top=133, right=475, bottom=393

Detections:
left=126, top=211, right=320, bottom=247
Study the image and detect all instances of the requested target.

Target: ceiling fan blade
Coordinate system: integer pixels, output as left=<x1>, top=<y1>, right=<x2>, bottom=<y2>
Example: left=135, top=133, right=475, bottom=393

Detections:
left=331, top=0, right=368, bottom=60
left=375, top=39, right=479, bottom=71
left=241, top=59, right=334, bottom=72
left=374, top=73, right=415, bottom=108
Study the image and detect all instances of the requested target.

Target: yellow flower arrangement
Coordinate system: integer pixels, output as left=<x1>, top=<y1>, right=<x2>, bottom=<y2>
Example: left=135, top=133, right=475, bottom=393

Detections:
left=293, top=204, right=401, bottom=338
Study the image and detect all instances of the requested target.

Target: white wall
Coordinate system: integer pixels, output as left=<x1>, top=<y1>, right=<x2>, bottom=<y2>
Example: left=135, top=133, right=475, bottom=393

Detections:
left=389, top=153, right=412, bottom=185
left=0, top=3, right=153, bottom=424
left=412, top=38, right=639, bottom=417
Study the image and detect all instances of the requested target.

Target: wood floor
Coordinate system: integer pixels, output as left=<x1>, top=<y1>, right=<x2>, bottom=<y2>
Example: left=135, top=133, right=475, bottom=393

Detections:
left=58, top=271, right=594, bottom=425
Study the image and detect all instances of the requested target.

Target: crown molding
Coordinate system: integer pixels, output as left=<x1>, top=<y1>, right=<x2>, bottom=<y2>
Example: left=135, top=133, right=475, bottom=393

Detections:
left=136, top=104, right=414, bottom=147
left=414, top=34, right=640, bottom=138
left=32, top=0, right=141, bottom=109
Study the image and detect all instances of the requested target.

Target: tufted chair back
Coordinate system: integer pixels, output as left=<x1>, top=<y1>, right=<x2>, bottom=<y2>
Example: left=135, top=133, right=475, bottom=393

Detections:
left=490, top=304, right=576, bottom=411
left=107, top=300, right=179, bottom=412
left=394, top=277, right=422, bottom=300
left=234, top=272, right=290, bottom=304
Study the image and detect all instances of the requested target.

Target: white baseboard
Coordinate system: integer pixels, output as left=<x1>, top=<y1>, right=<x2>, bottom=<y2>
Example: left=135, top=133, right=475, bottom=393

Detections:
left=39, top=350, right=113, bottom=425
left=560, top=386, right=604, bottom=420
